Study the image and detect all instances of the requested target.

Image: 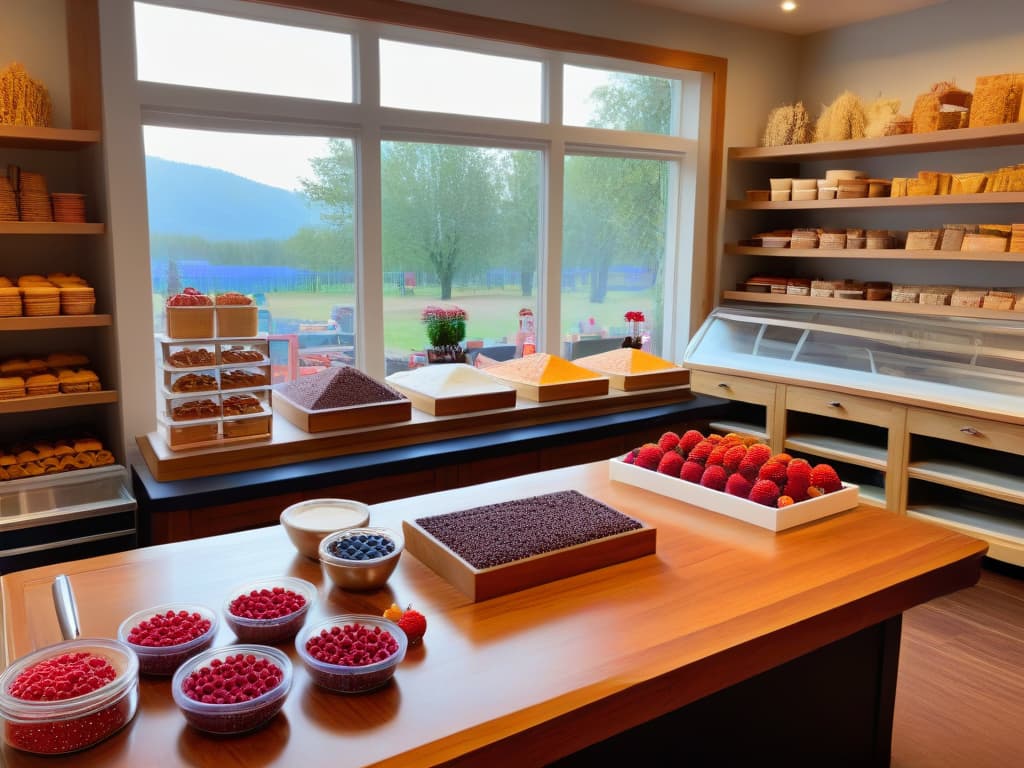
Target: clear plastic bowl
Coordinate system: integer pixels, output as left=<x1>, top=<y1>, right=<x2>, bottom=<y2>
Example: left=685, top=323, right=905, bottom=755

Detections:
left=223, top=576, right=316, bottom=644
left=171, top=644, right=292, bottom=735
left=318, top=527, right=404, bottom=592
left=117, top=603, right=218, bottom=676
left=0, top=638, right=139, bottom=755
left=295, top=614, right=407, bottom=694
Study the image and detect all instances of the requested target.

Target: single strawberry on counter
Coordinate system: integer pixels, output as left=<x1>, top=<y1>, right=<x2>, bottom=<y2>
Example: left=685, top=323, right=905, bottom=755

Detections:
left=382, top=603, right=427, bottom=645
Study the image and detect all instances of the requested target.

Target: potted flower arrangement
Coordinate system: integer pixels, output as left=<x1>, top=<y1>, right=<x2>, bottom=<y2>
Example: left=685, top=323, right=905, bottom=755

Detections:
left=622, top=310, right=645, bottom=349
left=422, top=305, right=467, bottom=363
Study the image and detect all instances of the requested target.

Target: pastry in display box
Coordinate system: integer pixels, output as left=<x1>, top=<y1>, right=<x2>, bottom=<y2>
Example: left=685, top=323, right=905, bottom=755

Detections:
left=165, top=369, right=219, bottom=394
left=165, top=345, right=217, bottom=369
left=218, top=342, right=268, bottom=365
left=220, top=367, right=270, bottom=390
left=215, top=292, right=258, bottom=337
left=165, top=394, right=221, bottom=423
left=166, top=288, right=214, bottom=339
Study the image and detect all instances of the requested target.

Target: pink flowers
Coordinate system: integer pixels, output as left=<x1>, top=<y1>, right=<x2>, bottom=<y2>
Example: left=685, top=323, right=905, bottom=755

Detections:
left=422, top=305, right=467, bottom=348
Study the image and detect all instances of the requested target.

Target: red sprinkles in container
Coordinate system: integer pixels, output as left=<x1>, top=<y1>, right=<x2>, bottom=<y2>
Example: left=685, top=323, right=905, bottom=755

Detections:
left=181, top=653, right=283, bottom=704
left=127, top=609, right=211, bottom=647
left=229, top=587, right=306, bottom=620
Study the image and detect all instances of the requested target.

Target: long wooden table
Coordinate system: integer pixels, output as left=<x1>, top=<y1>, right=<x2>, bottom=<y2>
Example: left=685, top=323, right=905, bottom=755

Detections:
left=1, top=462, right=987, bottom=766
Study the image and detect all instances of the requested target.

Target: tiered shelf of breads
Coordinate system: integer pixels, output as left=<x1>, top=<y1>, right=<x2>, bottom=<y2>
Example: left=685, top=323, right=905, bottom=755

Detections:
left=0, top=351, right=110, bottom=415
left=0, top=434, right=115, bottom=482
left=159, top=288, right=272, bottom=449
left=0, top=273, right=96, bottom=318
left=2, top=165, right=88, bottom=223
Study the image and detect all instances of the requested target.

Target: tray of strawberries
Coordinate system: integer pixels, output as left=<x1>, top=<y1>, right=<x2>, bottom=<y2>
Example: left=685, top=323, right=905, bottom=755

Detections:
left=610, top=429, right=859, bottom=532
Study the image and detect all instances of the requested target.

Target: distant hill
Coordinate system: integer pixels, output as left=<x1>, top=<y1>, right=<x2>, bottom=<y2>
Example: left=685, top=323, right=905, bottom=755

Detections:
left=145, top=156, right=328, bottom=241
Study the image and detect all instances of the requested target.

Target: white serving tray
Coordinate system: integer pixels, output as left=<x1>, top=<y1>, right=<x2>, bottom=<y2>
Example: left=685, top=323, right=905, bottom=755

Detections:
left=608, top=458, right=859, bottom=532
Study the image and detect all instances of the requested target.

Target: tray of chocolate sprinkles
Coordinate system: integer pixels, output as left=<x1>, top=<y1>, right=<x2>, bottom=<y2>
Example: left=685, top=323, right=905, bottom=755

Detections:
left=272, top=366, right=411, bottom=433
left=402, top=490, right=656, bottom=601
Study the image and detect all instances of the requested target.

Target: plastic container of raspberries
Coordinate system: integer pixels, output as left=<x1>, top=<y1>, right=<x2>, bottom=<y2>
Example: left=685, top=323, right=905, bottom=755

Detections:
left=295, top=614, right=407, bottom=694
left=117, top=603, right=218, bottom=676
left=171, top=644, right=292, bottom=735
left=0, top=638, right=139, bottom=755
left=223, top=576, right=316, bottom=644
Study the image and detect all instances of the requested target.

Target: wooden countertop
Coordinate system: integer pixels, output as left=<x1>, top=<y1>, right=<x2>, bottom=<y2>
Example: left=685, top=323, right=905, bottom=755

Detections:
left=1, top=462, right=987, bottom=767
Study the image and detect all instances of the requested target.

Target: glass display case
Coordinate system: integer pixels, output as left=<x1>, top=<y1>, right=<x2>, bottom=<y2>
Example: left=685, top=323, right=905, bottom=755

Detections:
left=684, top=306, right=1024, bottom=419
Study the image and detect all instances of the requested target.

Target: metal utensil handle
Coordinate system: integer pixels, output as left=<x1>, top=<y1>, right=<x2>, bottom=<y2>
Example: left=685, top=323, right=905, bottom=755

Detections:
left=52, top=574, right=81, bottom=641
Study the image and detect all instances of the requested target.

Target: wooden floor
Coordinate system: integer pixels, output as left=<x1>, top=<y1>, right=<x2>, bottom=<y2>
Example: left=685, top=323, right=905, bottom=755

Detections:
left=892, top=561, right=1024, bottom=767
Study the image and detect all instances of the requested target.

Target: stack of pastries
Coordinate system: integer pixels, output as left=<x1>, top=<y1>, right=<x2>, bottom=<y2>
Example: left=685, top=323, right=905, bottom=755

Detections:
left=0, top=435, right=115, bottom=481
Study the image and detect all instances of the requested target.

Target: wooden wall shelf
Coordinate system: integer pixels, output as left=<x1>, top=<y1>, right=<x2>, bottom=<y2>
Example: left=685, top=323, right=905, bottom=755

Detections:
left=0, top=222, right=105, bottom=235
left=728, top=122, right=1024, bottom=162
left=727, top=192, right=1024, bottom=211
left=0, top=125, right=101, bottom=150
left=0, top=390, right=118, bottom=414
left=721, top=291, right=1023, bottom=321
left=725, top=244, right=1024, bottom=262
left=0, top=314, right=112, bottom=331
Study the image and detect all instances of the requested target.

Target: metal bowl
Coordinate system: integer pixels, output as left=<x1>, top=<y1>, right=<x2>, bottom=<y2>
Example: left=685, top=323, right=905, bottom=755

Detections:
left=318, top=527, right=403, bottom=591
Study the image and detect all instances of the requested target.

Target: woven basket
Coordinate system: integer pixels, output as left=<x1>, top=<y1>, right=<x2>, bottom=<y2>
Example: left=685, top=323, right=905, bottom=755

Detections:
left=969, top=74, right=1024, bottom=127
left=0, top=62, right=53, bottom=127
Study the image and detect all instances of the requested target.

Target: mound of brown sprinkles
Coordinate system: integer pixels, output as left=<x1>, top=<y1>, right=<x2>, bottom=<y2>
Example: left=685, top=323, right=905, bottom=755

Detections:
left=415, top=490, right=643, bottom=569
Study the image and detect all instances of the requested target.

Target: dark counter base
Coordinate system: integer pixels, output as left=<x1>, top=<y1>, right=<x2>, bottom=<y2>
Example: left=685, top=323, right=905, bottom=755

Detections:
left=133, top=397, right=729, bottom=545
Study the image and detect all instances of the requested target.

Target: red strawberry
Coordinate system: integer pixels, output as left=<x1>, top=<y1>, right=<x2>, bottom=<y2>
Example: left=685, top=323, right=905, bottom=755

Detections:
left=397, top=608, right=427, bottom=645
left=677, top=430, right=706, bottom=456
left=680, top=460, right=705, bottom=483
left=706, top=445, right=728, bottom=466
left=786, top=458, right=812, bottom=485
left=782, top=480, right=810, bottom=502
left=725, top=472, right=753, bottom=498
left=634, top=443, right=664, bottom=470
left=699, top=464, right=728, bottom=491
left=687, top=440, right=714, bottom=465
left=745, top=443, right=772, bottom=467
left=722, top=445, right=747, bottom=473
left=706, top=434, right=723, bottom=445
left=657, top=450, right=684, bottom=477
left=770, top=453, right=793, bottom=466
left=810, top=464, right=842, bottom=493
left=658, top=431, right=680, bottom=452
left=757, top=461, right=788, bottom=488
left=622, top=451, right=636, bottom=464
left=749, top=479, right=780, bottom=507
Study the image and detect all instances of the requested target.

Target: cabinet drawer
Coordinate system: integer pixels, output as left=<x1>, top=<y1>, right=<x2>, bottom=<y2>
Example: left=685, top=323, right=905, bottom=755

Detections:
left=690, top=371, right=775, bottom=405
left=907, top=408, right=1024, bottom=451
left=786, top=385, right=898, bottom=427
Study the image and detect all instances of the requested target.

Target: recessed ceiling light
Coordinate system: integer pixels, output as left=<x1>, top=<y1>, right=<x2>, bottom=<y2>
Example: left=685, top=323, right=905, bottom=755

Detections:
left=781, top=1, right=797, bottom=11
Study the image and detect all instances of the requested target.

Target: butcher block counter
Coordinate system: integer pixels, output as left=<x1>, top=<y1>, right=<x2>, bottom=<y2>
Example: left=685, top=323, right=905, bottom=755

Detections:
left=0, top=462, right=987, bottom=767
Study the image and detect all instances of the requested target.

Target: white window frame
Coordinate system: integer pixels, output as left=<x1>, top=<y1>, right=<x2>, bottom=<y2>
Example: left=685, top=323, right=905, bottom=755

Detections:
left=98, top=0, right=712, bottom=440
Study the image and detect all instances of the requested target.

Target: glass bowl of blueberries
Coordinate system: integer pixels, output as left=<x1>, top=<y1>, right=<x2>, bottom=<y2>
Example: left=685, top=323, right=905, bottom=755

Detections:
left=318, top=527, right=404, bottom=591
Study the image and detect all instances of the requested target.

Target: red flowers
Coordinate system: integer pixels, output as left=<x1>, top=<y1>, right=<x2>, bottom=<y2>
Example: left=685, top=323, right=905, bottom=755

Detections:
left=624, top=310, right=646, bottom=323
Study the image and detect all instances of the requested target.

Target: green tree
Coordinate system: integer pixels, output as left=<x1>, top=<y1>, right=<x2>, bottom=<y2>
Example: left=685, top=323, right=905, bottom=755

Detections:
left=300, top=138, right=356, bottom=233
left=496, top=150, right=540, bottom=297
left=381, top=142, right=500, bottom=300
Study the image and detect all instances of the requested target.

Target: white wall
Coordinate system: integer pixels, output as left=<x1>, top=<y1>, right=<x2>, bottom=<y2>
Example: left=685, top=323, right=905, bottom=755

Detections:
left=799, top=0, right=1024, bottom=119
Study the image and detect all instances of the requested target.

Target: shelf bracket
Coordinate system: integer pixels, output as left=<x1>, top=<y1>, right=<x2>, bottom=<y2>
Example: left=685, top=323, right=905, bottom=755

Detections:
left=752, top=323, right=769, bottom=356
left=790, top=329, right=810, bottom=361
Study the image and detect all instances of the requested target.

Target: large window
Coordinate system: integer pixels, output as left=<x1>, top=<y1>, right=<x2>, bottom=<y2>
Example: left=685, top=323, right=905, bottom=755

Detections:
left=119, top=0, right=710, bottom=429
left=143, top=126, right=355, bottom=381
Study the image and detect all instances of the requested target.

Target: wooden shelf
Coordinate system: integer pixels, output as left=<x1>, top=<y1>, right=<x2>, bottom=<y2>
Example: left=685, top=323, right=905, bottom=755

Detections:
left=856, top=484, right=887, bottom=509
left=0, top=314, right=112, bottom=331
left=907, top=505, right=1024, bottom=567
left=908, top=460, right=1024, bottom=506
left=708, top=420, right=766, bottom=442
left=0, top=390, right=118, bottom=414
left=0, top=222, right=105, bottom=235
left=721, top=291, right=1024, bottom=321
left=727, top=191, right=1024, bottom=211
left=0, top=125, right=100, bottom=150
left=728, top=122, right=1024, bottom=162
left=784, top=434, right=888, bottom=471
left=725, top=244, right=1024, bottom=262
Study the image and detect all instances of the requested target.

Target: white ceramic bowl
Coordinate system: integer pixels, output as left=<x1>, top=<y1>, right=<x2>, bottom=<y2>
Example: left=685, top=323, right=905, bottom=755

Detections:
left=280, top=498, right=371, bottom=560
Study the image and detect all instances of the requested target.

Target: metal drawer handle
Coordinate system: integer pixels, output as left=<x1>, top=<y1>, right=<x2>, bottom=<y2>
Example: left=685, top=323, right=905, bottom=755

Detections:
left=960, top=426, right=982, bottom=436
left=717, top=382, right=731, bottom=389
left=828, top=401, right=842, bottom=407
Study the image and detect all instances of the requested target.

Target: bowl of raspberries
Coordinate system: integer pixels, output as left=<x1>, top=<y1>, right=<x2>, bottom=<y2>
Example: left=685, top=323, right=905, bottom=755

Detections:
left=222, top=576, right=316, bottom=645
left=171, top=644, right=292, bottom=735
left=295, top=615, right=407, bottom=694
left=318, top=527, right=403, bottom=591
left=117, top=603, right=218, bottom=676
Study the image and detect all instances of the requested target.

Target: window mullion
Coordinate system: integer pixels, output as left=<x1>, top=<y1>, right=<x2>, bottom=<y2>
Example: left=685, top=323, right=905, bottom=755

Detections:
left=541, top=60, right=564, bottom=356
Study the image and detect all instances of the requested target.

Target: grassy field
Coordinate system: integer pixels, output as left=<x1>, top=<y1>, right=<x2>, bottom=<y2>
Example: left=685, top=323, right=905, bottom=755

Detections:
left=262, top=287, right=655, bottom=353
